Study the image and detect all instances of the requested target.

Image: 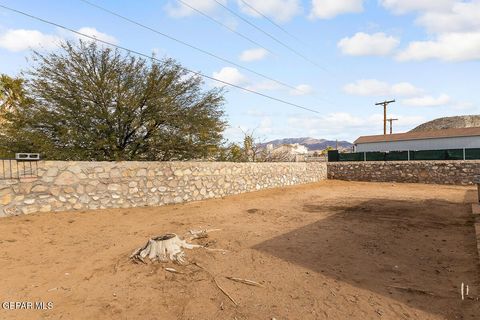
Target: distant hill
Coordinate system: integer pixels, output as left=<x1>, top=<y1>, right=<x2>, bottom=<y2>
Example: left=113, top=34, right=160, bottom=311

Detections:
left=410, top=115, right=480, bottom=132
left=261, top=137, right=353, bottom=151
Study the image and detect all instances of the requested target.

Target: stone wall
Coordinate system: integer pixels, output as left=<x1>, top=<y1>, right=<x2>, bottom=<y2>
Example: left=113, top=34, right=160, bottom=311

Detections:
left=0, top=161, right=327, bottom=217
left=328, top=160, right=480, bottom=185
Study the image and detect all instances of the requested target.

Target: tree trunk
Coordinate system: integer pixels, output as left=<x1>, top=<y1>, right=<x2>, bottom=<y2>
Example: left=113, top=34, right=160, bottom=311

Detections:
left=130, top=233, right=200, bottom=264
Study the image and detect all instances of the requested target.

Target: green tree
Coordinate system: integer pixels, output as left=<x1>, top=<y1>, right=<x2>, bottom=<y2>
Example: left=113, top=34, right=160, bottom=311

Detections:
left=321, top=146, right=334, bottom=155
left=218, top=130, right=272, bottom=162
left=217, top=142, right=245, bottom=162
left=0, top=74, right=29, bottom=115
left=0, top=41, right=226, bottom=161
left=0, top=74, right=32, bottom=157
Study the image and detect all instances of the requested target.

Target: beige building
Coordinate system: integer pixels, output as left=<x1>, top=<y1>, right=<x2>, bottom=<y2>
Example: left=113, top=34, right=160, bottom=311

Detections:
left=266, top=143, right=309, bottom=161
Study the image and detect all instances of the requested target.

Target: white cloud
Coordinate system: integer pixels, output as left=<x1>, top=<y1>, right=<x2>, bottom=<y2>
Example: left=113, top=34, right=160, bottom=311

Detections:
left=0, top=29, right=61, bottom=52
left=343, top=79, right=423, bottom=97
left=402, top=94, right=451, bottom=107
left=287, top=113, right=367, bottom=138
left=212, top=67, right=312, bottom=97
left=245, top=109, right=268, bottom=117
left=379, top=0, right=456, bottom=14
left=212, top=67, right=248, bottom=86
left=258, top=117, right=273, bottom=134
left=165, top=0, right=226, bottom=17
left=248, top=80, right=282, bottom=91
left=388, top=114, right=427, bottom=127
left=344, top=79, right=390, bottom=96
left=76, top=27, right=117, bottom=44
left=290, top=84, right=314, bottom=96
left=247, top=81, right=314, bottom=95
left=338, top=32, right=400, bottom=56
left=0, top=27, right=117, bottom=53
left=416, top=1, right=480, bottom=34
left=451, top=101, right=476, bottom=111
left=344, top=79, right=423, bottom=97
left=223, top=16, right=240, bottom=30
left=321, top=112, right=366, bottom=127
left=237, top=0, right=302, bottom=22
left=396, top=32, right=480, bottom=62
left=391, top=82, right=424, bottom=96
left=239, top=48, right=269, bottom=62
left=389, top=1, right=480, bottom=62
left=344, top=80, right=457, bottom=109
left=310, top=0, right=364, bottom=19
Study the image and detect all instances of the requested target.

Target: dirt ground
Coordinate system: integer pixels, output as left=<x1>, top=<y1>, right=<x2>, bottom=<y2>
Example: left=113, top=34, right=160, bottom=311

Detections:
left=0, top=180, right=479, bottom=320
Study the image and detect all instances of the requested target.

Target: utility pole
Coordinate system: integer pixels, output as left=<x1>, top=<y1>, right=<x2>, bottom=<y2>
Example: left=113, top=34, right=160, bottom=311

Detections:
left=386, top=118, right=398, bottom=134
left=375, top=100, right=395, bottom=135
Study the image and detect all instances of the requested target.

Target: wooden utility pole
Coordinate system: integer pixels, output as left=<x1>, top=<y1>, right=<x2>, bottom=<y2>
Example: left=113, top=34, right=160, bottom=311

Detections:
left=375, top=100, right=395, bottom=135
left=386, top=118, right=398, bottom=134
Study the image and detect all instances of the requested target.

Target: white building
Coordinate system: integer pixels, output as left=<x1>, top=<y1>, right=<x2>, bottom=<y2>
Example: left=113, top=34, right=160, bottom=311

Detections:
left=354, top=127, right=480, bottom=152
left=271, top=143, right=308, bottom=155
left=265, top=143, right=309, bottom=161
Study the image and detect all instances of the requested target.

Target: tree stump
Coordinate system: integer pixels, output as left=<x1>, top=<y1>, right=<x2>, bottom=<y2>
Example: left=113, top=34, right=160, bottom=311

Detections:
left=130, top=233, right=200, bottom=264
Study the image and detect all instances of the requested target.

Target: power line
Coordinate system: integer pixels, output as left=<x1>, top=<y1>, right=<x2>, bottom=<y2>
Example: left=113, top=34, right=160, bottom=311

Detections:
left=212, top=0, right=327, bottom=72
left=81, top=0, right=335, bottom=102
left=0, top=3, right=320, bottom=114
left=176, top=0, right=274, bottom=56
left=77, top=0, right=303, bottom=94
left=238, top=0, right=303, bottom=44
left=82, top=0, right=339, bottom=107
left=238, top=0, right=324, bottom=62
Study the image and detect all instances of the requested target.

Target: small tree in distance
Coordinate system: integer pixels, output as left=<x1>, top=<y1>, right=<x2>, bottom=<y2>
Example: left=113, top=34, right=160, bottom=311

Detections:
left=321, top=146, right=335, bottom=155
left=0, top=41, right=226, bottom=161
left=219, top=129, right=292, bottom=162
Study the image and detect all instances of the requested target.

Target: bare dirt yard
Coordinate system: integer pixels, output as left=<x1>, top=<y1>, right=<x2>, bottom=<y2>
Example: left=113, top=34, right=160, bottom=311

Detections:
left=1, top=181, right=479, bottom=320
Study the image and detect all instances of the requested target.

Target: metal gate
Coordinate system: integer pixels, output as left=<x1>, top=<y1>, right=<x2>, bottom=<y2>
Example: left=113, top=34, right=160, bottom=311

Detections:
left=0, top=153, right=40, bottom=179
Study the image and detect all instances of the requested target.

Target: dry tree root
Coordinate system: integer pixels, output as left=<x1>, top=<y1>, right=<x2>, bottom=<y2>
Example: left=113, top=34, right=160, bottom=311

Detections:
left=226, top=277, right=264, bottom=288
left=214, top=278, right=238, bottom=306
left=193, top=262, right=238, bottom=306
left=188, top=228, right=222, bottom=240
left=130, top=234, right=201, bottom=264
left=165, top=267, right=185, bottom=274
left=189, top=229, right=209, bottom=240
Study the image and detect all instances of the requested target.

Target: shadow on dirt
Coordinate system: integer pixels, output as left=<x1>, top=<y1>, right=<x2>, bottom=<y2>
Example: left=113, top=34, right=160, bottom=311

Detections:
left=464, top=188, right=478, bottom=203
left=253, top=197, right=480, bottom=319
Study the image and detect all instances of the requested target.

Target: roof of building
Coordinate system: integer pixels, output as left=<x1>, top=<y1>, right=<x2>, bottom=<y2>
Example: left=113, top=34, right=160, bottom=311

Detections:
left=355, top=127, right=480, bottom=144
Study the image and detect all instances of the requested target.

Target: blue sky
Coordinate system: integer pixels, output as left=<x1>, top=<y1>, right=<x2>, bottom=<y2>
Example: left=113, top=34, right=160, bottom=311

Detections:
left=0, top=0, right=479, bottom=143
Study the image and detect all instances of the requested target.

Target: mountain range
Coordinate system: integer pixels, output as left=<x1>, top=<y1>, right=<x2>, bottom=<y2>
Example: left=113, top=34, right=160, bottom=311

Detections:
left=410, top=115, right=480, bottom=132
left=261, top=137, right=353, bottom=151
